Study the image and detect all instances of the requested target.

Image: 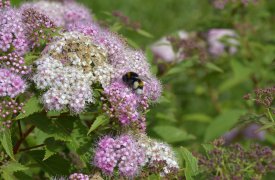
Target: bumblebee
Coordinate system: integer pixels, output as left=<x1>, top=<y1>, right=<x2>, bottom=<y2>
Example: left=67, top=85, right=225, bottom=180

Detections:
left=122, top=72, right=144, bottom=94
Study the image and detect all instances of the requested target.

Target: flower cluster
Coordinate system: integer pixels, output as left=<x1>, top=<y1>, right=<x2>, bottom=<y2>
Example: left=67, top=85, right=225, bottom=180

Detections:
left=151, top=31, right=189, bottom=63
left=110, top=48, right=161, bottom=101
left=0, top=7, right=28, bottom=55
left=0, top=68, right=26, bottom=98
left=102, top=81, right=148, bottom=130
left=0, top=53, right=30, bottom=75
left=198, top=139, right=275, bottom=179
left=212, top=0, right=258, bottom=9
left=138, top=135, right=179, bottom=177
left=0, top=0, right=10, bottom=8
left=94, top=134, right=179, bottom=178
left=68, top=173, right=89, bottom=180
left=0, top=99, right=24, bottom=131
left=223, top=123, right=265, bottom=144
left=94, top=135, right=145, bottom=177
left=0, top=99, right=24, bottom=119
left=22, top=8, right=57, bottom=48
left=33, top=56, right=93, bottom=113
left=207, top=29, right=239, bottom=57
left=21, top=0, right=93, bottom=29
left=244, top=86, right=275, bottom=108
left=151, top=29, right=239, bottom=66
left=33, top=32, right=115, bottom=113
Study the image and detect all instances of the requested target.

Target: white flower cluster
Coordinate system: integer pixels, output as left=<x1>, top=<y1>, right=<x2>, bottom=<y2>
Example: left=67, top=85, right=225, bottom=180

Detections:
left=48, top=32, right=114, bottom=87
left=33, top=32, right=114, bottom=112
left=138, top=135, right=179, bottom=176
left=33, top=57, right=93, bottom=113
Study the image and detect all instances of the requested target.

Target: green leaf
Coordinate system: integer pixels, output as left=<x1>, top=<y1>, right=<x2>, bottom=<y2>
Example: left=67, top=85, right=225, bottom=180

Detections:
left=153, top=126, right=195, bottom=143
left=110, top=22, right=122, bottom=32
left=1, top=161, right=28, bottom=173
left=43, top=137, right=65, bottom=160
left=24, top=54, right=39, bottom=65
left=14, top=172, right=33, bottom=180
left=180, top=147, right=198, bottom=180
left=218, top=60, right=251, bottom=92
left=87, top=115, right=109, bottom=135
left=1, top=161, right=28, bottom=179
left=27, top=150, right=70, bottom=175
left=137, top=29, right=154, bottom=38
left=205, top=62, right=224, bottom=73
left=24, top=113, right=76, bottom=141
left=67, top=120, right=91, bottom=165
left=0, top=129, right=15, bottom=160
left=204, top=109, right=245, bottom=142
left=126, top=37, right=140, bottom=48
left=43, top=148, right=56, bottom=161
left=16, top=96, right=43, bottom=120
left=182, top=113, right=212, bottom=123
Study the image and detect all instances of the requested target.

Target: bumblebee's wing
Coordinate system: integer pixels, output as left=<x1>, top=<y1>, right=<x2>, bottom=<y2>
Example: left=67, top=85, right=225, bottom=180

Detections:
left=137, top=75, right=150, bottom=83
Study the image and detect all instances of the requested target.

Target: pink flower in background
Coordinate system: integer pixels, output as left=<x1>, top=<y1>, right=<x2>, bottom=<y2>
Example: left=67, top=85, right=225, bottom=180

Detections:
left=207, top=29, right=239, bottom=57
left=212, top=0, right=258, bottom=9
left=151, top=31, right=189, bottom=63
left=223, top=123, right=265, bottom=144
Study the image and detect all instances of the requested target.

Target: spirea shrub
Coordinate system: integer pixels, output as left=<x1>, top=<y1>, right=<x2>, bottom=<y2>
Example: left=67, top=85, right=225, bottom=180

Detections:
left=1, top=0, right=275, bottom=179
left=0, top=0, right=179, bottom=179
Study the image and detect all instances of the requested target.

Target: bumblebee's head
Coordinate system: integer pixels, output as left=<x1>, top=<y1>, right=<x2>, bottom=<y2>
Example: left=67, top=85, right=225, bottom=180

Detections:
left=127, top=72, right=139, bottom=78
left=122, top=72, right=139, bottom=82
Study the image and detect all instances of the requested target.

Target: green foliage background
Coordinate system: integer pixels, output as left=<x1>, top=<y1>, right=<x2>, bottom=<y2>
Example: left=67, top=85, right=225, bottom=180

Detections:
left=5, top=0, right=275, bottom=179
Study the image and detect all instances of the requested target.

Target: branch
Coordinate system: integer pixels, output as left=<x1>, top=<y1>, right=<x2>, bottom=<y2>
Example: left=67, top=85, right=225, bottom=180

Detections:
left=19, top=144, right=45, bottom=152
left=17, top=120, right=23, bottom=138
left=13, top=125, right=35, bottom=154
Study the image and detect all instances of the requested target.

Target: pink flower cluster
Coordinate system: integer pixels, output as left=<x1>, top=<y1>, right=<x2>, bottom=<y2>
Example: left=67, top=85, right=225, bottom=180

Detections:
left=68, top=173, right=89, bottom=180
left=20, top=0, right=93, bottom=29
left=0, top=0, right=10, bottom=8
left=213, top=0, right=258, bottom=9
left=94, top=135, right=145, bottom=177
left=0, top=68, right=26, bottom=98
left=0, top=7, right=28, bottom=55
left=0, top=53, right=30, bottom=75
left=22, top=8, right=56, bottom=48
left=0, top=99, right=24, bottom=119
left=103, top=81, right=149, bottom=129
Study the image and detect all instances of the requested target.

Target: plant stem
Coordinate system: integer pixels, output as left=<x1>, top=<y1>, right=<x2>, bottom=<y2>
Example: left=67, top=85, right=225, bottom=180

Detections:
left=19, top=144, right=45, bottom=152
left=267, top=108, right=274, bottom=122
left=13, top=125, right=35, bottom=154
left=17, top=120, right=23, bottom=138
